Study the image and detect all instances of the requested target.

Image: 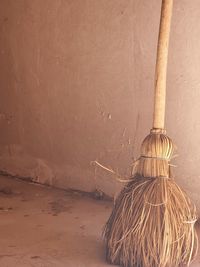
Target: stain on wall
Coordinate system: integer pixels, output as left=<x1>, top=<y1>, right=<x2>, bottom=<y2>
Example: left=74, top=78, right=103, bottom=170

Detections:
left=0, top=0, right=200, bottom=212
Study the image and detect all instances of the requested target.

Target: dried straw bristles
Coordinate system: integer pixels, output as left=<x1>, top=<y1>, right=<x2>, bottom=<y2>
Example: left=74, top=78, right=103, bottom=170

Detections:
left=137, top=128, right=174, bottom=178
left=104, top=130, right=198, bottom=267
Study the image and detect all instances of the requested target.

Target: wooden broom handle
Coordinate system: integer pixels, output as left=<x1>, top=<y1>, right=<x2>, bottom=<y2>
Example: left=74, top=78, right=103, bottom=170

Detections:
left=153, top=0, right=173, bottom=129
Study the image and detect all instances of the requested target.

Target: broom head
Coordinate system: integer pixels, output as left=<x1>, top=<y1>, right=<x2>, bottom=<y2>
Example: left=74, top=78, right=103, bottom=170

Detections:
left=104, top=129, right=198, bottom=267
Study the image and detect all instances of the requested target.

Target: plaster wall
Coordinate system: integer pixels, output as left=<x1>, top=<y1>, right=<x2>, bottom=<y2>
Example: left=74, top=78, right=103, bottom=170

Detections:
left=0, top=1, right=200, bottom=210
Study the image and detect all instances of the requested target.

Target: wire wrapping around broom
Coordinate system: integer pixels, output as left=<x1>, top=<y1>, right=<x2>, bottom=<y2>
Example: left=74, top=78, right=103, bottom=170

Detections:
left=91, top=154, right=177, bottom=183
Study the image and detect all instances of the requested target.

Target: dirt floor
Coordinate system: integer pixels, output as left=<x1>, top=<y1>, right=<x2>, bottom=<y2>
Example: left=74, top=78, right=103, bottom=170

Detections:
left=0, top=175, right=199, bottom=267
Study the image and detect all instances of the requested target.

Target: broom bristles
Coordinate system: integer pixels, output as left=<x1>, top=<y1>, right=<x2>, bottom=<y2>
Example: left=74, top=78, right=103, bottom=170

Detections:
left=104, top=175, right=198, bottom=267
left=104, top=131, right=198, bottom=267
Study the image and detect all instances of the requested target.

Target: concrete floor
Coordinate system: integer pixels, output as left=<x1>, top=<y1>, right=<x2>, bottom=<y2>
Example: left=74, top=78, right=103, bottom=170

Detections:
left=0, top=175, right=199, bottom=267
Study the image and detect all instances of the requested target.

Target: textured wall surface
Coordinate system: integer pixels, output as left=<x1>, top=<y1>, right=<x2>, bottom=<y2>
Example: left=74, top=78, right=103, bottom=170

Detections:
left=0, top=1, right=200, bottom=210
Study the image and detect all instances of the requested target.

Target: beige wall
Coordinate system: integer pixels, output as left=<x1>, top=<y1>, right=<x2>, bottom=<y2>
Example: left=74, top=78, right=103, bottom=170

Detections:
left=0, top=0, right=200, bottom=211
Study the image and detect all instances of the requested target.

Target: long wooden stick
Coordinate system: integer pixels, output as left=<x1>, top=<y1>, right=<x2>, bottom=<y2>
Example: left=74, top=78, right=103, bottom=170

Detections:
left=153, top=0, right=173, bottom=129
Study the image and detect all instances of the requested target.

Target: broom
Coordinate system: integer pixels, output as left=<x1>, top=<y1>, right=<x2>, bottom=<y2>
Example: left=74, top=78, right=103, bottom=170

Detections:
left=104, top=1, right=198, bottom=267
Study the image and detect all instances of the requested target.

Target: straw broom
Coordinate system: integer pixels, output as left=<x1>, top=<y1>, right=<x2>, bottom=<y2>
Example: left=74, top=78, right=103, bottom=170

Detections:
left=103, top=1, right=198, bottom=266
